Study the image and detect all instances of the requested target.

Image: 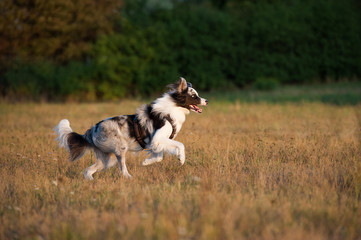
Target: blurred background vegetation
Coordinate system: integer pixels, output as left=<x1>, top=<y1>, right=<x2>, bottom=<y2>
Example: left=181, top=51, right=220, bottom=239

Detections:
left=0, top=0, right=360, bottom=101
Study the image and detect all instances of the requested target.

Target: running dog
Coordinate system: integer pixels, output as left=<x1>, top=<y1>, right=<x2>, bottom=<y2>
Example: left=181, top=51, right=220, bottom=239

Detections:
left=54, top=77, right=208, bottom=179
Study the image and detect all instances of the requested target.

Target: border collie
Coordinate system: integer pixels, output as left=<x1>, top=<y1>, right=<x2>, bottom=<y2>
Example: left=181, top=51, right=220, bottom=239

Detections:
left=54, top=78, right=208, bottom=179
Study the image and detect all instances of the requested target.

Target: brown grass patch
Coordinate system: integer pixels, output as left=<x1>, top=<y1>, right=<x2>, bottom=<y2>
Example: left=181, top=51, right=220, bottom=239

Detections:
left=0, top=101, right=360, bottom=239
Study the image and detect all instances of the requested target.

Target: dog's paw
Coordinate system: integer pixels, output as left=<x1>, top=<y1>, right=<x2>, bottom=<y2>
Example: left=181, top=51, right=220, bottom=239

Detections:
left=122, top=172, right=132, bottom=179
left=83, top=171, right=94, bottom=180
left=142, top=159, right=153, bottom=166
left=142, top=157, right=162, bottom=166
left=84, top=176, right=94, bottom=180
left=178, top=155, right=185, bottom=165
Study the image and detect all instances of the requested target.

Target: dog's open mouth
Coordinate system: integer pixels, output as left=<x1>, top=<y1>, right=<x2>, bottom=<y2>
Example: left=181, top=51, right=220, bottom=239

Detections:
left=189, top=104, right=202, bottom=113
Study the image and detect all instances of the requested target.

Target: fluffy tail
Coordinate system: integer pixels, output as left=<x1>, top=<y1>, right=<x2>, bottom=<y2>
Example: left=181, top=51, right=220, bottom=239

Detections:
left=54, top=119, right=91, bottom=162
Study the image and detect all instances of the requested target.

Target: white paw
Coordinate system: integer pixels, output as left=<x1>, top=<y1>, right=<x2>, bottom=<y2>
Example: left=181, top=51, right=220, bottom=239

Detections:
left=179, top=154, right=185, bottom=165
left=84, top=175, right=94, bottom=180
left=142, top=159, right=153, bottom=166
left=83, top=171, right=94, bottom=180
left=122, top=172, right=132, bottom=179
left=142, top=157, right=162, bottom=166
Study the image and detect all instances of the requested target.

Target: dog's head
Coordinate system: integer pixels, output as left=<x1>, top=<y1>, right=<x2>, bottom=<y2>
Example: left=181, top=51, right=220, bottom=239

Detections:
left=168, top=77, right=208, bottom=113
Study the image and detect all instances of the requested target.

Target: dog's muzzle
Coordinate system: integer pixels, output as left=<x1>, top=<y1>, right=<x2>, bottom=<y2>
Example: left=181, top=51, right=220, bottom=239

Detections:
left=201, top=98, right=208, bottom=106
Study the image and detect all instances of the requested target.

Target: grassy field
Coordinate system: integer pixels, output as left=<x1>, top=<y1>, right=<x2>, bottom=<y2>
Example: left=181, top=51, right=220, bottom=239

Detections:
left=1, top=89, right=361, bottom=239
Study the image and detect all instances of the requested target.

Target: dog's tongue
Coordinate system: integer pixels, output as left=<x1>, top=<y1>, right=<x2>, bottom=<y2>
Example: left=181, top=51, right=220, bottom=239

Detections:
left=190, top=105, right=202, bottom=113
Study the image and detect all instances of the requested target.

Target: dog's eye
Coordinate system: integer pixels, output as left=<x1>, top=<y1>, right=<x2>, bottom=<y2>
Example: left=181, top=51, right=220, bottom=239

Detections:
left=192, top=95, right=196, bottom=98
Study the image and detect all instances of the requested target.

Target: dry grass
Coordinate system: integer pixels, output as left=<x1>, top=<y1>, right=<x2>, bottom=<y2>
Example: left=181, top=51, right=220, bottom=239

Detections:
left=0, top=101, right=361, bottom=240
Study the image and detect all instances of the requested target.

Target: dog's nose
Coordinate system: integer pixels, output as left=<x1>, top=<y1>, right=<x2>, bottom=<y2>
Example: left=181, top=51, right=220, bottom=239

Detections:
left=205, top=100, right=209, bottom=105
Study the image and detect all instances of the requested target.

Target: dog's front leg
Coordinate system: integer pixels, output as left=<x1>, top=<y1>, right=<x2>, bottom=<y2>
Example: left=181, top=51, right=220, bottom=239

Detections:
left=150, top=123, right=185, bottom=165
left=168, top=139, right=185, bottom=164
left=173, top=140, right=185, bottom=165
left=142, top=151, right=163, bottom=166
left=151, top=139, right=185, bottom=165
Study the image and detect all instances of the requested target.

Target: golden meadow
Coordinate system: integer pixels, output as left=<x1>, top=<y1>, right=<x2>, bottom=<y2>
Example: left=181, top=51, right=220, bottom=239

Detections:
left=1, top=99, right=360, bottom=239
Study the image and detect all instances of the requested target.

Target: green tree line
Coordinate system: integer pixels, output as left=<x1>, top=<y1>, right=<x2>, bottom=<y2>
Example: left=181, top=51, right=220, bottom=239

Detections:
left=1, top=0, right=360, bottom=100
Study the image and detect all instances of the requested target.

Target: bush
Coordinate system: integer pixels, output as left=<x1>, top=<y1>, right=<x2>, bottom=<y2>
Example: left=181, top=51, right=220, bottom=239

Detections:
left=0, top=61, right=96, bottom=101
left=243, top=0, right=361, bottom=84
left=253, top=77, right=280, bottom=91
left=1, top=0, right=360, bottom=100
left=99, top=0, right=361, bottom=92
left=91, top=21, right=178, bottom=98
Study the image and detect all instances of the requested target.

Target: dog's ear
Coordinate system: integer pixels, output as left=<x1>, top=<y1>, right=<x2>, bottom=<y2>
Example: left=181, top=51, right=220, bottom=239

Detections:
left=177, top=77, right=188, bottom=93
left=167, top=77, right=188, bottom=92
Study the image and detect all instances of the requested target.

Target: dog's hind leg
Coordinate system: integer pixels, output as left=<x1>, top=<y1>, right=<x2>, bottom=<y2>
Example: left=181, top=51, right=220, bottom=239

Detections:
left=83, top=150, right=109, bottom=180
left=104, top=156, right=118, bottom=169
left=115, top=148, right=132, bottom=178
left=83, top=160, right=104, bottom=180
left=142, top=151, right=163, bottom=166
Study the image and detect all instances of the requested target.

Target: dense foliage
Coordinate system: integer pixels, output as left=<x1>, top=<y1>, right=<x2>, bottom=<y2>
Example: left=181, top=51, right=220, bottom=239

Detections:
left=1, top=0, right=360, bottom=100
